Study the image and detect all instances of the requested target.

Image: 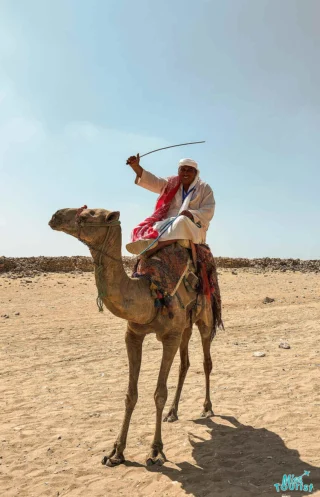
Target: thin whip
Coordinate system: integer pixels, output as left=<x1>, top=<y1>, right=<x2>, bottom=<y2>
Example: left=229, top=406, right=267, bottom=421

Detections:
left=140, top=141, right=205, bottom=158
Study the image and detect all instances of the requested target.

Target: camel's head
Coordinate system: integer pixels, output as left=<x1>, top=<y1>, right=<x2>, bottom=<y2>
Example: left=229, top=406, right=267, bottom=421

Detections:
left=49, top=207, right=120, bottom=245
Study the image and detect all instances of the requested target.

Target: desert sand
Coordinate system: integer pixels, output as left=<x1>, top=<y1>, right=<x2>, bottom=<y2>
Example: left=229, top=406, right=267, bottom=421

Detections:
left=0, top=267, right=319, bottom=496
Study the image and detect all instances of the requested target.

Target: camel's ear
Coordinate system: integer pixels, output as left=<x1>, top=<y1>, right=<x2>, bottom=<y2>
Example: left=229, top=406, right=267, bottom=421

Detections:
left=106, top=211, right=120, bottom=223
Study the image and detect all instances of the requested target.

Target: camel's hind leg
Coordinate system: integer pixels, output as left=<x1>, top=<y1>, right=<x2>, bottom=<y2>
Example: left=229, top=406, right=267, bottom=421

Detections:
left=197, top=320, right=214, bottom=418
left=146, top=332, right=181, bottom=466
left=163, top=326, right=192, bottom=423
left=102, top=327, right=144, bottom=467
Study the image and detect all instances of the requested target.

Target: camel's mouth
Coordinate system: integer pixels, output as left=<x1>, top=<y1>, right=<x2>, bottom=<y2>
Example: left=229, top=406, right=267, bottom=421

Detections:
left=49, top=209, right=78, bottom=233
left=49, top=213, right=64, bottom=231
left=49, top=214, right=59, bottom=230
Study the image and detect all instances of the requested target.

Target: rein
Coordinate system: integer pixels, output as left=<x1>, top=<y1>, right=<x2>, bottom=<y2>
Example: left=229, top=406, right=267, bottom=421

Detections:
left=76, top=215, right=121, bottom=312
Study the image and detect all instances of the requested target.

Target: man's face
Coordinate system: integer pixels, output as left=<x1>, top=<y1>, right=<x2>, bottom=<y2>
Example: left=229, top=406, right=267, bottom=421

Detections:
left=179, top=166, right=197, bottom=188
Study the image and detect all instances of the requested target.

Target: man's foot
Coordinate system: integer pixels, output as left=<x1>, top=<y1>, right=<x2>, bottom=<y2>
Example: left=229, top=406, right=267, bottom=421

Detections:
left=126, top=239, right=157, bottom=255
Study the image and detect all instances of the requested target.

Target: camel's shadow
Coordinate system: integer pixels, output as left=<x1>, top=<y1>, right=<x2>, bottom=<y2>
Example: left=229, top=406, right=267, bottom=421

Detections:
left=155, top=416, right=319, bottom=496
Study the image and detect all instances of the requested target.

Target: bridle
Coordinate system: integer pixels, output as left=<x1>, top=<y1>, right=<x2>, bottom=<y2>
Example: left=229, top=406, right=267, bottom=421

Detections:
left=74, top=206, right=159, bottom=325
left=75, top=206, right=121, bottom=312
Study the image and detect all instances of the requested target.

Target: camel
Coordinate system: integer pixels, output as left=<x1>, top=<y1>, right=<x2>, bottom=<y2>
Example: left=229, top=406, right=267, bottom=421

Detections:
left=49, top=207, right=217, bottom=467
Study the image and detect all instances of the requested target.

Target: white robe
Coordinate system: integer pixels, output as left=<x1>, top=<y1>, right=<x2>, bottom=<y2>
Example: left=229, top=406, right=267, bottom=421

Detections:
left=135, top=169, right=215, bottom=244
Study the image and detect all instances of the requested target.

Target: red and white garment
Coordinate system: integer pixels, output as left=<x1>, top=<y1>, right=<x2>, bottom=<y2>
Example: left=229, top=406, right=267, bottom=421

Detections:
left=129, top=161, right=215, bottom=249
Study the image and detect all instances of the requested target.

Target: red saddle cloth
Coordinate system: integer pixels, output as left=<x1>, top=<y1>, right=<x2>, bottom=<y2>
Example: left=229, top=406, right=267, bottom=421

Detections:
left=133, top=243, right=189, bottom=296
left=195, top=244, right=224, bottom=337
left=132, top=243, right=223, bottom=337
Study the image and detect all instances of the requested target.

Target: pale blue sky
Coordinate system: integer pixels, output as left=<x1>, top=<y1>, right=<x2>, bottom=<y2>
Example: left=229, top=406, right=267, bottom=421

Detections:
left=0, top=0, right=319, bottom=259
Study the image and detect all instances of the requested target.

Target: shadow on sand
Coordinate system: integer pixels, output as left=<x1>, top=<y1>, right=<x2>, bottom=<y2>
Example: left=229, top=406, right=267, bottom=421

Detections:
left=153, top=416, right=319, bottom=497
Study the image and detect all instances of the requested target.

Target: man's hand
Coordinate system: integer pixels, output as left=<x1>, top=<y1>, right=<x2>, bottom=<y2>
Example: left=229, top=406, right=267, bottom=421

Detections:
left=180, top=210, right=194, bottom=221
left=126, top=154, right=140, bottom=167
left=126, top=154, right=143, bottom=178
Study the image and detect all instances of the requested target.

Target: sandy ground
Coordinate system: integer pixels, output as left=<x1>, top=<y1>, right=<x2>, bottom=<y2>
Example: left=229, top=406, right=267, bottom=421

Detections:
left=0, top=268, right=319, bottom=497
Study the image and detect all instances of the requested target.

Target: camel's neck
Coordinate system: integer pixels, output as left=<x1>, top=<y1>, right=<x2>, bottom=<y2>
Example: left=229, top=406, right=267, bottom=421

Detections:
left=89, top=226, right=154, bottom=323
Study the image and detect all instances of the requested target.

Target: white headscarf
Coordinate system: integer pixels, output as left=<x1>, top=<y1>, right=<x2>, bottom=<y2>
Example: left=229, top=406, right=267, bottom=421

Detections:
left=179, top=158, right=199, bottom=171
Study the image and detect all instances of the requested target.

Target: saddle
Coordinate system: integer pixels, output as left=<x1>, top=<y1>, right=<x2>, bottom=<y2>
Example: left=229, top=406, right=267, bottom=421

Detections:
left=132, top=242, right=223, bottom=335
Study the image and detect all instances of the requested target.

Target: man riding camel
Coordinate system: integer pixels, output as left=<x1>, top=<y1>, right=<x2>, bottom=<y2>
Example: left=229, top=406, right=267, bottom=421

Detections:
left=126, top=154, right=215, bottom=256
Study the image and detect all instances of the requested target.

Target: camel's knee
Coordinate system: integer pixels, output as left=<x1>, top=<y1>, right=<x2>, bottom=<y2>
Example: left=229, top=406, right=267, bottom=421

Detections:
left=125, top=390, right=138, bottom=410
left=154, top=386, right=168, bottom=411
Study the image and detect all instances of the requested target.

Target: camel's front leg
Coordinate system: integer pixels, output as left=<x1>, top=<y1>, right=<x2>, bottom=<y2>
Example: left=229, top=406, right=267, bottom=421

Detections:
left=102, top=327, right=144, bottom=467
left=198, top=321, right=214, bottom=418
left=146, top=332, right=181, bottom=466
left=163, top=326, right=192, bottom=422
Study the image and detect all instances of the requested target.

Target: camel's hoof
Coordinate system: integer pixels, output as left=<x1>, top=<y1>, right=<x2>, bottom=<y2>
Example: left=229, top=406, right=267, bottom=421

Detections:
left=146, top=456, right=165, bottom=467
left=201, top=409, right=214, bottom=418
left=146, top=450, right=166, bottom=467
left=101, top=454, right=125, bottom=467
left=163, top=410, right=178, bottom=423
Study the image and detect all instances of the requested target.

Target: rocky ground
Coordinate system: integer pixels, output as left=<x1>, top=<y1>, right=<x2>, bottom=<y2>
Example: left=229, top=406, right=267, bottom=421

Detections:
left=1, top=255, right=319, bottom=279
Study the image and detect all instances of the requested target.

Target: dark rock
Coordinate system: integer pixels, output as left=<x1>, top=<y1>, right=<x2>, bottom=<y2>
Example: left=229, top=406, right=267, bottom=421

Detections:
left=263, top=297, right=275, bottom=304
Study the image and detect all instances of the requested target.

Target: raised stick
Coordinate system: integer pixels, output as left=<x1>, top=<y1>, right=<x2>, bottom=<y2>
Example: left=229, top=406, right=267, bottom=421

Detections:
left=140, top=140, right=205, bottom=158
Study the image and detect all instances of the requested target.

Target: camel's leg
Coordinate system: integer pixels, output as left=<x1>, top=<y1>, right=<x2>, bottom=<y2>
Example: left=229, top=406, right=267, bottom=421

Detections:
left=102, top=328, right=144, bottom=467
left=163, top=326, right=192, bottom=423
left=146, top=332, right=181, bottom=466
left=198, top=321, right=214, bottom=418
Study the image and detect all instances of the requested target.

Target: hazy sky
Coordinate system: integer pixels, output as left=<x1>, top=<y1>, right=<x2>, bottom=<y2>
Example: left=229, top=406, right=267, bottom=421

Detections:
left=1, top=0, right=319, bottom=259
